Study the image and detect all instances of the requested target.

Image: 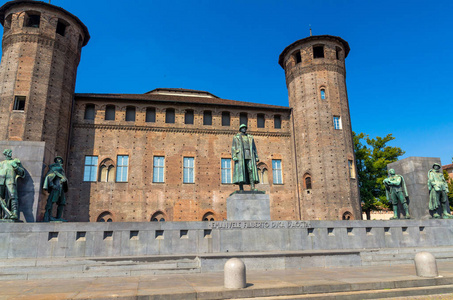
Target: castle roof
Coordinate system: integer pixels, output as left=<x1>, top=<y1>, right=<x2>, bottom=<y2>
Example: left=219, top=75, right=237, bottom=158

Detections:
left=278, top=35, right=350, bottom=68
left=0, top=0, right=90, bottom=46
left=75, top=92, right=290, bottom=111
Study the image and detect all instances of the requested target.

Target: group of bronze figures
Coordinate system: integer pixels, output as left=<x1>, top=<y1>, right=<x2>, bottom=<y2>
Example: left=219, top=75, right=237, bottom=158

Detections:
left=0, top=124, right=450, bottom=221
left=384, top=164, right=452, bottom=219
left=0, top=150, right=68, bottom=222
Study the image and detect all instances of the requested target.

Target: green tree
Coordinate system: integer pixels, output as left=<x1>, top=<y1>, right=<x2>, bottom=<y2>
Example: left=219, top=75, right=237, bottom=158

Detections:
left=353, top=132, right=405, bottom=220
left=443, top=158, right=453, bottom=211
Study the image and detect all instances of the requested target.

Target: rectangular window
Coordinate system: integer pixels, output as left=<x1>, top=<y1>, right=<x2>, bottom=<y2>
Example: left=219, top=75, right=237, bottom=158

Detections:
left=313, top=45, right=324, bottom=59
left=146, top=107, right=156, bottom=122
left=274, top=115, right=281, bottom=129
left=153, top=156, right=165, bottom=183
left=240, top=113, right=248, bottom=127
left=25, top=14, right=40, bottom=28
left=333, top=116, right=342, bottom=130
left=348, top=160, right=355, bottom=178
left=185, top=110, right=194, bottom=125
left=221, top=158, right=232, bottom=184
left=125, top=107, right=135, bottom=121
left=56, top=20, right=67, bottom=36
left=13, top=96, right=26, bottom=111
left=222, top=112, right=230, bottom=126
left=83, top=156, right=98, bottom=182
left=183, top=157, right=194, bottom=183
left=203, top=111, right=212, bottom=125
left=272, top=159, right=283, bottom=184
left=116, top=155, right=129, bottom=182
left=257, top=114, right=265, bottom=128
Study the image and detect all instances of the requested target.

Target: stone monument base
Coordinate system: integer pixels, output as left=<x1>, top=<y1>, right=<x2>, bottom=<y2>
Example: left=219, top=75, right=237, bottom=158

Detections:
left=227, top=192, right=270, bottom=220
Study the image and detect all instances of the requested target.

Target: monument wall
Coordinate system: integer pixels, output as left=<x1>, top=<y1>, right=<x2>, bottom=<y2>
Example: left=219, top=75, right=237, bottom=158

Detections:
left=0, top=220, right=451, bottom=259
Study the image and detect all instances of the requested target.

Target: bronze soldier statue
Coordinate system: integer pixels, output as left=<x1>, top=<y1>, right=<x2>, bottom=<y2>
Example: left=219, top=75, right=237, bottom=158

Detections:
left=232, top=124, right=260, bottom=191
left=43, top=156, right=68, bottom=222
left=383, top=169, right=410, bottom=219
left=0, top=149, right=25, bottom=220
left=428, top=163, right=451, bottom=219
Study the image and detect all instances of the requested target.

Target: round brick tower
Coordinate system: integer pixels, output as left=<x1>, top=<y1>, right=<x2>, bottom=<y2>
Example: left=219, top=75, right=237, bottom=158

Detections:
left=0, top=0, right=89, bottom=160
left=279, top=35, right=361, bottom=220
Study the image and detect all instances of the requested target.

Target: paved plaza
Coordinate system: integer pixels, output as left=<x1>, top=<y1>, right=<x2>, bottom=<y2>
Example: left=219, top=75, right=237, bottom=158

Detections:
left=1, top=261, right=453, bottom=299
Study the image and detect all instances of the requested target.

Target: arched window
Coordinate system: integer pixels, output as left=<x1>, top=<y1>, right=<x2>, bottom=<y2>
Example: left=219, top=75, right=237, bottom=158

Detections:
left=257, top=163, right=269, bottom=184
left=151, top=211, right=166, bottom=222
left=342, top=211, right=354, bottom=220
left=4, top=14, right=12, bottom=31
left=336, top=47, right=342, bottom=60
left=222, top=112, right=230, bottom=126
left=99, top=158, right=115, bottom=182
left=165, top=108, right=175, bottom=123
left=125, top=106, right=136, bottom=121
left=304, top=173, right=312, bottom=189
left=84, top=104, right=95, bottom=120
left=257, top=114, right=265, bottom=128
left=202, top=212, right=215, bottom=221
left=185, top=109, right=194, bottom=124
left=105, top=105, right=115, bottom=120
left=97, top=211, right=113, bottom=222
left=320, top=88, right=326, bottom=100
left=146, top=107, right=156, bottom=122
left=240, top=113, right=248, bottom=127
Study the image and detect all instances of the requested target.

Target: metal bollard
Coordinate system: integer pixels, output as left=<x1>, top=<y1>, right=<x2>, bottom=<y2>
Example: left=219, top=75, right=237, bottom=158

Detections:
left=414, top=251, right=438, bottom=277
left=224, top=258, right=246, bottom=289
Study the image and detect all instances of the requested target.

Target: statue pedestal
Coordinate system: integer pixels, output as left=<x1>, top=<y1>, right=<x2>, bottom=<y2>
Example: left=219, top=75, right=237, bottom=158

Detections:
left=227, top=192, right=270, bottom=220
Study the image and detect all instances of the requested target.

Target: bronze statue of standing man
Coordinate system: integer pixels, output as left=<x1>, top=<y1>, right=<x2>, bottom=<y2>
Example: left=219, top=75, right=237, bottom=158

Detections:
left=43, top=156, right=68, bottom=222
left=428, top=163, right=451, bottom=219
left=232, top=124, right=260, bottom=191
left=0, top=149, right=25, bottom=220
left=383, top=169, right=410, bottom=219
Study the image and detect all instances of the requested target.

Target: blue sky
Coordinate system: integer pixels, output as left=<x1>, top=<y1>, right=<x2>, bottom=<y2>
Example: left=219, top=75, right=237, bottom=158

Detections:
left=3, top=0, right=453, bottom=164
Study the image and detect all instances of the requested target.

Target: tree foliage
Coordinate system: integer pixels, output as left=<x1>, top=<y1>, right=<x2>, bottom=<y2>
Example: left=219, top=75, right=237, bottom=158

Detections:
left=353, top=132, right=405, bottom=219
left=443, top=157, right=453, bottom=211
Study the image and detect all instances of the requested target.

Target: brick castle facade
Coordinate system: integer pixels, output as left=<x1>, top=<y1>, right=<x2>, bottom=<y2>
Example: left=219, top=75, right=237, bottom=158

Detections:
left=0, top=1, right=361, bottom=222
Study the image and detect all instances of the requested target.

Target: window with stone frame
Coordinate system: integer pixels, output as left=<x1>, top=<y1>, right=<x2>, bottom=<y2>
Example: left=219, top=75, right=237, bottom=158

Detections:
left=83, top=156, right=98, bottom=182
left=183, top=157, right=195, bottom=183
left=153, top=156, right=165, bottom=183
left=221, top=158, right=232, bottom=184
left=272, top=159, right=283, bottom=184
left=116, top=155, right=129, bottom=182
left=333, top=116, right=342, bottom=130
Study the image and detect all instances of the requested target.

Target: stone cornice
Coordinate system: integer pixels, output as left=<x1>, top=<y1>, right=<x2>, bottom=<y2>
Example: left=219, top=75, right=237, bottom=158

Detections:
left=73, top=123, right=291, bottom=138
left=286, top=64, right=346, bottom=86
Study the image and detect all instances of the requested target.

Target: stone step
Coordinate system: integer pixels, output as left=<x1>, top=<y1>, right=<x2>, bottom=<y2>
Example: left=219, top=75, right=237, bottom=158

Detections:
left=362, top=252, right=453, bottom=261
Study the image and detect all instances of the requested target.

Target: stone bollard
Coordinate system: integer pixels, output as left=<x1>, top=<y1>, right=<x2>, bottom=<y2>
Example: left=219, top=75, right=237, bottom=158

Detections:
left=224, top=258, right=246, bottom=289
left=414, top=252, right=438, bottom=277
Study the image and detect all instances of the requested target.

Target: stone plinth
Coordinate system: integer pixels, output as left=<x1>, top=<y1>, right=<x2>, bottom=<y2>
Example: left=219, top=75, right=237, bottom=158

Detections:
left=0, top=141, right=48, bottom=222
left=227, top=192, right=270, bottom=220
left=388, top=157, right=445, bottom=220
